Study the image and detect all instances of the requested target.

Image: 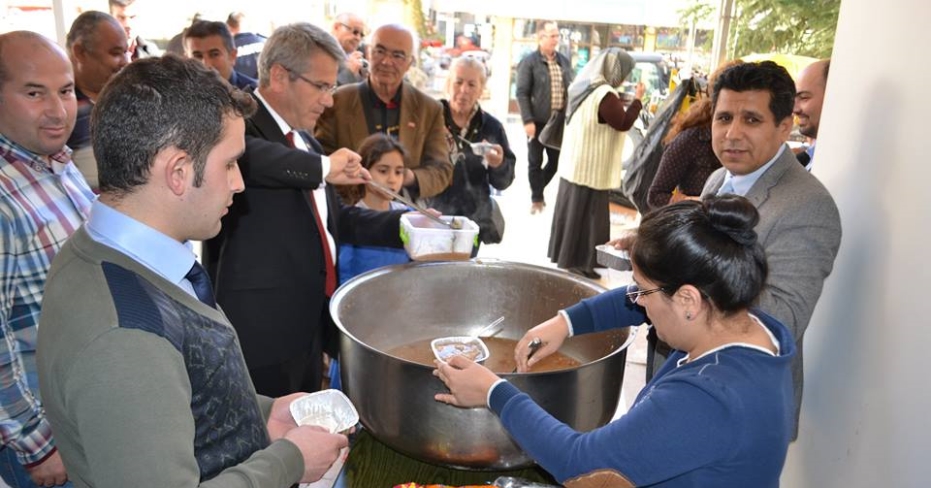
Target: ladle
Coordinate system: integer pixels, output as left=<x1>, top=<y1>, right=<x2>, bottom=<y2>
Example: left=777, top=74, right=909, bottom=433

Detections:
left=512, top=337, right=543, bottom=373
left=366, top=180, right=458, bottom=229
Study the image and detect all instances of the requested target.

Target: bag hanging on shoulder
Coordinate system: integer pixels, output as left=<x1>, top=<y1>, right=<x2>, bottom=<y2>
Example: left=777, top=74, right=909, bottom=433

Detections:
left=482, top=197, right=505, bottom=244
left=538, top=109, right=565, bottom=150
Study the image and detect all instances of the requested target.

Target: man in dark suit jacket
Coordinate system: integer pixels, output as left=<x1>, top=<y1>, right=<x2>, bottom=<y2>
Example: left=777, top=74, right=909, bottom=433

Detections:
left=315, top=23, right=453, bottom=200
left=210, top=22, right=405, bottom=397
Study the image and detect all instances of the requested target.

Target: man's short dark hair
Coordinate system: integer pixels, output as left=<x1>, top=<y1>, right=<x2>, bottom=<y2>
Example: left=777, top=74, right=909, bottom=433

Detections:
left=184, top=20, right=235, bottom=53
left=92, top=55, right=256, bottom=196
left=108, top=0, right=134, bottom=8
left=66, top=11, right=118, bottom=52
left=711, top=61, right=797, bottom=124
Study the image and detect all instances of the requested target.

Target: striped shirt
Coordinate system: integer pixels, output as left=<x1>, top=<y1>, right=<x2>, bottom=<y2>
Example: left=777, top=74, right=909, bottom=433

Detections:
left=0, top=133, right=94, bottom=465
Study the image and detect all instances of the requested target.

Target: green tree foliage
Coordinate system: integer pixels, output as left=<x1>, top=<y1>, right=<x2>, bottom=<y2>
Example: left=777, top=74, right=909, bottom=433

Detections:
left=680, top=0, right=840, bottom=59
left=404, top=0, right=428, bottom=41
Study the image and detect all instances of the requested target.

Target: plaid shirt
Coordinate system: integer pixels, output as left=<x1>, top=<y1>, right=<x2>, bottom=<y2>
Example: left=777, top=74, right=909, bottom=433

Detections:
left=0, top=133, right=94, bottom=465
left=547, top=55, right=566, bottom=111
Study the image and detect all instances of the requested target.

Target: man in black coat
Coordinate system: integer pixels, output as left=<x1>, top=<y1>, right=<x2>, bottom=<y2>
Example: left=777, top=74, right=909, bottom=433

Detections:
left=209, top=22, right=405, bottom=397
left=515, top=21, right=573, bottom=214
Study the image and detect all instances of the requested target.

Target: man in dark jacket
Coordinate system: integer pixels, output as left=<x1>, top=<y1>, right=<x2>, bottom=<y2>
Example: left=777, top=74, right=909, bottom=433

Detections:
left=515, top=21, right=573, bottom=214
left=210, top=22, right=405, bottom=397
left=183, top=20, right=257, bottom=90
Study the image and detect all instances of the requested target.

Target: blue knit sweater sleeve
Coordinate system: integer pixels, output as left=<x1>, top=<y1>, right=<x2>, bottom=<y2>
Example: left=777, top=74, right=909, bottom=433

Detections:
left=489, top=374, right=739, bottom=485
left=563, top=285, right=647, bottom=336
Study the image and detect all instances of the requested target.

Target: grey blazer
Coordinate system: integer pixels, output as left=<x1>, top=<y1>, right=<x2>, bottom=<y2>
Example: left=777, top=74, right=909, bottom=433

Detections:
left=703, top=145, right=842, bottom=435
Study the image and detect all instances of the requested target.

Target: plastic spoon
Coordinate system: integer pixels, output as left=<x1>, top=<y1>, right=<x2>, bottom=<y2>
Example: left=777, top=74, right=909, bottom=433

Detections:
left=473, top=316, right=505, bottom=339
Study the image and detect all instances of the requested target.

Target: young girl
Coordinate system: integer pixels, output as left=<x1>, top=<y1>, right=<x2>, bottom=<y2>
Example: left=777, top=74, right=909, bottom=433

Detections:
left=331, top=134, right=412, bottom=389
left=337, top=133, right=412, bottom=284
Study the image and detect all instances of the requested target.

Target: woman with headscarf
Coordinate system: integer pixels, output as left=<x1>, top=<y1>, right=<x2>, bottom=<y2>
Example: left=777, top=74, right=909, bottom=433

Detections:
left=547, top=47, right=645, bottom=279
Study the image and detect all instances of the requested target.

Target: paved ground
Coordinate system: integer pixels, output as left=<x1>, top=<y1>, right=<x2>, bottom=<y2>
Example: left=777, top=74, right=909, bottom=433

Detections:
left=477, top=114, right=648, bottom=416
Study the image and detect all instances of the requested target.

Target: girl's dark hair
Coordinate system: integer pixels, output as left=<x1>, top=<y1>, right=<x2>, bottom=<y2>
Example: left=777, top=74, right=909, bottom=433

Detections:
left=339, top=134, right=408, bottom=205
left=631, top=195, right=768, bottom=314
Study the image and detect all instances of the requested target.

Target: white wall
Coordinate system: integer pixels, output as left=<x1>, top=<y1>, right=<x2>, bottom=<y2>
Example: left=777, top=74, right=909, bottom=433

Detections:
left=781, top=0, right=931, bottom=485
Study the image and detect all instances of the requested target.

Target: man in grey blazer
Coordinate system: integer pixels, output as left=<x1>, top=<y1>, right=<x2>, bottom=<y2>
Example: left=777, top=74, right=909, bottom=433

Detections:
left=699, top=61, right=841, bottom=438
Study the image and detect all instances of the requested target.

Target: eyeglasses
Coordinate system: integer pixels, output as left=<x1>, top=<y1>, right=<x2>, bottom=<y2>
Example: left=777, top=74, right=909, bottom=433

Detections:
left=626, top=282, right=666, bottom=304
left=340, top=22, right=365, bottom=38
left=282, top=66, right=337, bottom=95
left=371, top=45, right=410, bottom=63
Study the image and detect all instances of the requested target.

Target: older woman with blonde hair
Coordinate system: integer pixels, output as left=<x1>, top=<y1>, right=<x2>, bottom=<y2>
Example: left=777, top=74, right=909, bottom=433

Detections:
left=428, top=56, right=515, bottom=251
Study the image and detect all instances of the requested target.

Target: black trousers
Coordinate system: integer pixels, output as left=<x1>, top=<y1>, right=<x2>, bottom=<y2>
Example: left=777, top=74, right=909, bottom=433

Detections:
left=248, top=348, right=323, bottom=397
left=527, top=121, right=561, bottom=203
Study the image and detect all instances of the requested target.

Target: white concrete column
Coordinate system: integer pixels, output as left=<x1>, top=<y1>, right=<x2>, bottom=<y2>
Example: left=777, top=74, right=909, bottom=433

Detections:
left=781, top=0, right=931, bottom=485
left=484, top=15, right=513, bottom=120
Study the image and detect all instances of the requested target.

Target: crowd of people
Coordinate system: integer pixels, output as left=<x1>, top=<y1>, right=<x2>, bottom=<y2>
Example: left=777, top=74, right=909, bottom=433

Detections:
left=0, top=4, right=841, bottom=486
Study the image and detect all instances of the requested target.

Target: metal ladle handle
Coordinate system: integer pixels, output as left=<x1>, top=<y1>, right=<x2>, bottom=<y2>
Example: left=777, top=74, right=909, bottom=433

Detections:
left=366, top=180, right=454, bottom=229
left=512, top=337, right=543, bottom=373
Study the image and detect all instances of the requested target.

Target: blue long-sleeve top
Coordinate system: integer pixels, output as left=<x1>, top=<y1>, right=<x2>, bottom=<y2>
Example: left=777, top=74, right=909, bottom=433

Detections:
left=488, top=286, right=796, bottom=487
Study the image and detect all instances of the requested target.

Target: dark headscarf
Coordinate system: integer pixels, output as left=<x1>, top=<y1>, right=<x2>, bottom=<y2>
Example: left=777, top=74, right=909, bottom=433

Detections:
left=566, top=47, right=635, bottom=123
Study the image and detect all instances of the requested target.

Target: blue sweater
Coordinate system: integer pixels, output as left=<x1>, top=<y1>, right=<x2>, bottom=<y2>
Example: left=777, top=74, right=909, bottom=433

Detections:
left=489, top=286, right=795, bottom=487
left=337, top=201, right=410, bottom=285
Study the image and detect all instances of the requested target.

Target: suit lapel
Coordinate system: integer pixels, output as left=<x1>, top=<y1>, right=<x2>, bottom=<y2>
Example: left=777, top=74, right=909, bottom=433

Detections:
left=398, top=83, right=418, bottom=142
left=248, top=92, right=290, bottom=146
left=346, top=86, right=369, bottom=148
left=744, top=144, right=794, bottom=208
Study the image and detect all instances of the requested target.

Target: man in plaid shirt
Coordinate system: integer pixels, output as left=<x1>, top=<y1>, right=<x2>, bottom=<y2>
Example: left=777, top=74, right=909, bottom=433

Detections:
left=515, top=21, right=573, bottom=215
left=0, top=31, right=94, bottom=487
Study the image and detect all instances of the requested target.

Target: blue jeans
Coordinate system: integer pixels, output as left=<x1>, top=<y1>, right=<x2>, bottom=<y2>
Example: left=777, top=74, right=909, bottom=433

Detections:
left=0, top=446, right=71, bottom=488
left=0, top=446, right=37, bottom=488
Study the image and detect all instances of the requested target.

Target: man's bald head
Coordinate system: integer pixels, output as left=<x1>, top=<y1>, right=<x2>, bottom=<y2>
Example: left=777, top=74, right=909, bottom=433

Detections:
left=0, top=31, right=77, bottom=157
left=793, top=59, right=830, bottom=139
left=0, top=31, right=69, bottom=87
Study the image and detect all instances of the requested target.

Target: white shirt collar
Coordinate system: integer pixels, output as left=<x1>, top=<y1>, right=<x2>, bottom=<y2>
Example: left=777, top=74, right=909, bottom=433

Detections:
left=254, top=88, right=292, bottom=137
left=720, top=144, right=788, bottom=196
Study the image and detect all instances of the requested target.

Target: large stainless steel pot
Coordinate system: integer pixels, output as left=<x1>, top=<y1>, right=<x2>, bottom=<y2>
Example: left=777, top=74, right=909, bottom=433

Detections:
left=330, top=260, right=636, bottom=470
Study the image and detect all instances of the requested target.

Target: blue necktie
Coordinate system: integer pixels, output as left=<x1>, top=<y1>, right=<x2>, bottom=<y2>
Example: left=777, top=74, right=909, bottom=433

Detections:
left=185, top=261, right=216, bottom=308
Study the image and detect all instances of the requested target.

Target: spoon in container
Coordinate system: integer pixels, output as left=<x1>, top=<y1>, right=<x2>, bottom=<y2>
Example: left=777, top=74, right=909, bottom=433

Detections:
left=512, top=337, right=543, bottom=373
left=473, top=316, right=505, bottom=339
left=456, top=135, right=496, bottom=156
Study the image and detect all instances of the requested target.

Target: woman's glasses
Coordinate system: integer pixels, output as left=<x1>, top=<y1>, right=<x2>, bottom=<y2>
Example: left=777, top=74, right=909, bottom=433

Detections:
left=626, top=282, right=666, bottom=304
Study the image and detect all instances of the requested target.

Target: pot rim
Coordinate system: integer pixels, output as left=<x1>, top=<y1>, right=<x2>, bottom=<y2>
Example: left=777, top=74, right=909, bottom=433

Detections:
left=329, top=260, right=639, bottom=375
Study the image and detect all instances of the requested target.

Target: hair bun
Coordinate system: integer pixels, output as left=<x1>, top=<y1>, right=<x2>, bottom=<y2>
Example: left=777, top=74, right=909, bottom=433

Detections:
left=704, top=195, right=760, bottom=247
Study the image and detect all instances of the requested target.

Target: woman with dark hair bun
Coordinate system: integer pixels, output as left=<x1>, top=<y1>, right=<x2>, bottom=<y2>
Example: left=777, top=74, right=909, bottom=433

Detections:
left=433, top=195, right=794, bottom=488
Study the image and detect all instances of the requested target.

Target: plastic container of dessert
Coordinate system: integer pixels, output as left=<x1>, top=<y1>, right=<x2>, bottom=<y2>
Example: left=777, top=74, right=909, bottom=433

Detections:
left=400, top=214, right=479, bottom=261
